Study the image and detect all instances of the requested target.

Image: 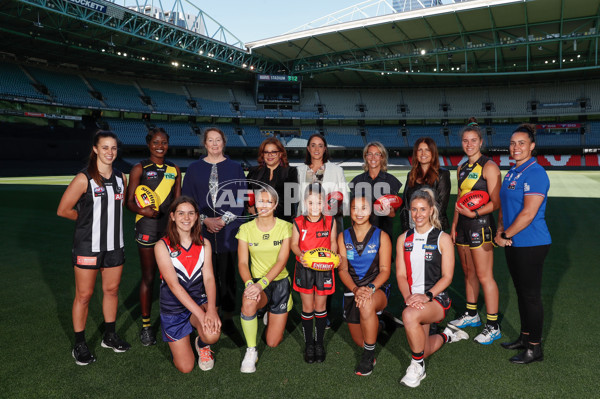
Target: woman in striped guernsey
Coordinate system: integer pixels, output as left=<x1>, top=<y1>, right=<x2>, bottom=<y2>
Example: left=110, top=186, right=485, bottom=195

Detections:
left=396, top=188, right=463, bottom=388
left=57, top=130, right=130, bottom=366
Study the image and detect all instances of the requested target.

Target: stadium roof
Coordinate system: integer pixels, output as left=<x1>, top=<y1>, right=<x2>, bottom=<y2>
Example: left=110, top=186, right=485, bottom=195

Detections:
left=248, top=0, right=600, bottom=86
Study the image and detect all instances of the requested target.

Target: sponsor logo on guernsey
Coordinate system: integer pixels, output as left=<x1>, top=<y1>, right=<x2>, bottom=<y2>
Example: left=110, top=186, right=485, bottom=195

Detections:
left=165, top=173, right=176, bottom=180
left=423, top=244, right=437, bottom=250
left=468, top=172, right=479, bottom=179
left=94, top=186, right=105, bottom=197
left=273, top=239, right=283, bottom=246
left=368, top=243, right=377, bottom=249
left=524, top=182, right=531, bottom=192
left=316, top=231, right=329, bottom=238
left=114, top=193, right=124, bottom=200
left=508, top=181, right=517, bottom=190
left=146, top=171, right=158, bottom=178
left=77, top=256, right=97, bottom=266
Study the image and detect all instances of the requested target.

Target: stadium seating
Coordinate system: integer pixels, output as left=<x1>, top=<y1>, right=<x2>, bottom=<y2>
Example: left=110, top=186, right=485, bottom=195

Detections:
left=27, top=66, right=101, bottom=108
left=107, top=118, right=149, bottom=146
left=88, top=78, right=151, bottom=112
left=0, top=62, right=47, bottom=100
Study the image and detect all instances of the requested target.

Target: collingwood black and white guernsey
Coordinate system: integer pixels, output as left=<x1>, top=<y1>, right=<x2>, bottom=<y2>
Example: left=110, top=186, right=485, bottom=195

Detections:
left=73, top=169, right=125, bottom=253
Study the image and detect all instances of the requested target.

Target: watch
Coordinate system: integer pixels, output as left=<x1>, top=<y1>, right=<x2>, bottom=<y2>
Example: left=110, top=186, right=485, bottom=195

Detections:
left=367, top=283, right=376, bottom=294
left=425, top=291, right=433, bottom=302
left=199, top=214, right=207, bottom=223
left=501, top=232, right=511, bottom=240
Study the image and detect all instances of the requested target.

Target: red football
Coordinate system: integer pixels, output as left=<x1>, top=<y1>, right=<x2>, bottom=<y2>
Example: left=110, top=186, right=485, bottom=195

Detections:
left=325, top=191, right=344, bottom=212
left=458, top=190, right=489, bottom=211
left=374, top=194, right=403, bottom=212
left=247, top=190, right=255, bottom=207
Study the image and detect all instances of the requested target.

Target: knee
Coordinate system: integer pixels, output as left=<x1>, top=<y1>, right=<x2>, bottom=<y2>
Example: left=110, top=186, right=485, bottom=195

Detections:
left=241, top=299, right=257, bottom=316
left=203, top=332, right=220, bottom=345
left=402, top=308, right=419, bottom=327
left=266, top=336, right=282, bottom=348
left=175, top=361, right=195, bottom=374
left=75, top=291, right=93, bottom=305
left=103, top=284, right=120, bottom=297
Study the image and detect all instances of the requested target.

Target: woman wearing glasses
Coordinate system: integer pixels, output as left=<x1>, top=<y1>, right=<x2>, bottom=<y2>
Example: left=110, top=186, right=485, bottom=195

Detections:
left=350, top=141, right=402, bottom=240
left=247, top=137, right=298, bottom=222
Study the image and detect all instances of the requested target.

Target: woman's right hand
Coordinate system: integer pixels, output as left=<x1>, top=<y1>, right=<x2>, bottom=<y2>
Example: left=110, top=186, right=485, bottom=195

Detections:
left=243, top=283, right=262, bottom=301
left=450, top=225, right=457, bottom=244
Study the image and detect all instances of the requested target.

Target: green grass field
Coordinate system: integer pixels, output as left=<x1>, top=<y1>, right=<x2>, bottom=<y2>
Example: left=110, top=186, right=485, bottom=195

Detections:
left=1, top=171, right=600, bottom=398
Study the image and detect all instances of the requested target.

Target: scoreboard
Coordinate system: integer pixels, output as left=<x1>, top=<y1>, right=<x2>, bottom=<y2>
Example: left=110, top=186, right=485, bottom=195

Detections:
left=255, top=75, right=302, bottom=105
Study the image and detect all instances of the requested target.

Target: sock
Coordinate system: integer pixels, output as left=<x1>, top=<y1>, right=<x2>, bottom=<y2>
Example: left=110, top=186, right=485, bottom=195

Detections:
left=196, top=336, right=207, bottom=349
left=411, top=350, right=424, bottom=366
left=440, top=332, right=450, bottom=344
left=364, top=341, right=376, bottom=354
left=240, top=312, right=258, bottom=348
left=301, top=311, right=314, bottom=345
left=142, top=316, right=151, bottom=329
left=74, top=330, right=86, bottom=345
left=466, top=302, right=478, bottom=317
left=487, top=313, right=499, bottom=328
left=105, top=321, right=115, bottom=335
left=314, top=311, right=327, bottom=346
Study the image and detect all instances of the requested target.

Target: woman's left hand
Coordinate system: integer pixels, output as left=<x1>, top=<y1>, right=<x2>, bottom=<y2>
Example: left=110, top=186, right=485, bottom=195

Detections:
left=354, top=287, right=373, bottom=308
left=203, top=308, right=222, bottom=335
left=405, top=293, right=428, bottom=310
left=494, top=231, right=512, bottom=247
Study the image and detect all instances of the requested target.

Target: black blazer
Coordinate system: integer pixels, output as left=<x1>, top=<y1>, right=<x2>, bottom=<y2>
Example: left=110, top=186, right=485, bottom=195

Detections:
left=400, top=168, right=451, bottom=232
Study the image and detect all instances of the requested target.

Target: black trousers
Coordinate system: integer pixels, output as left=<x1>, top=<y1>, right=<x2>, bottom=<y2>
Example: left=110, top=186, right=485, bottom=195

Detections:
left=504, top=244, right=550, bottom=343
left=212, top=250, right=237, bottom=314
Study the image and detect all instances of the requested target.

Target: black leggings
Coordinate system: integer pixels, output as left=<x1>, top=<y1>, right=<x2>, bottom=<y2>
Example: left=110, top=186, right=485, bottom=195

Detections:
left=504, top=245, right=550, bottom=343
left=212, top=250, right=238, bottom=314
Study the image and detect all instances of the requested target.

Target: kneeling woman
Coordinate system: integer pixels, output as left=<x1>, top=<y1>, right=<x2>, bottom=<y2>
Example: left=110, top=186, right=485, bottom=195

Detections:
left=396, top=189, right=459, bottom=388
left=337, top=196, right=392, bottom=376
left=236, top=187, right=293, bottom=373
left=155, top=196, right=221, bottom=373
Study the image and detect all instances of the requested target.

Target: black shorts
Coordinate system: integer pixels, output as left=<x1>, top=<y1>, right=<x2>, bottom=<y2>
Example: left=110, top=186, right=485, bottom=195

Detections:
left=257, top=277, right=292, bottom=315
left=293, top=261, right=335, bottom=296
left=343, top=283, right=391, bottom=324
left=135, top=231, right=162, bottom=248
left=455, top=214, right=496, bottom=248
left=433, top=291, right=451, bottom=321
left=72, top=247, right=125, bottom=269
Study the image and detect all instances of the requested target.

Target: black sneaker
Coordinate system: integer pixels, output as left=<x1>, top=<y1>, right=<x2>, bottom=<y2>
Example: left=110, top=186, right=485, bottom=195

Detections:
left=325, top=317, right=331, bottom=330
left=315, top=344, right=326, bottom=363
left=355, top=350, right=376, bottom=376
left=140, top=326, right=156, bottom=346
left=304, top=343, right=316, bottom=364
left=72, top=342, right=96, bottom=366
left=101, top=332, right=131, bottom=353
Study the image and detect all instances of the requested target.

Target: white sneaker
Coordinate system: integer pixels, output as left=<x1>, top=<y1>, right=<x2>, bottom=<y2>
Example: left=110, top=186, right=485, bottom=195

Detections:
left=240, top=347, right=258, bottom=373
left=474, top=324, right=501, bottom=345
left=195, top=337, right=214, bottom=371
left=400, top=359, right=426, bottom=388
left=443, top=324, right=469, bottom=343
left=449, top=312, right=481, bottom=328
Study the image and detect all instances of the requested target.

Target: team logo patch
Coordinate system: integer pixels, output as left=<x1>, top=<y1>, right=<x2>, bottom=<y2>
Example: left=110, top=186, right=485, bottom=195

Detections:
left=323, top=278, right=333, bottom=288
left=94, top=186, right=105, bottom=197
left=425, top=252, right=433, bottom=261
left=165, top=173, right=176, bottom=180
left=138, top=234, right=150, bottom=242
left=524, top=182, right=531, bottom=192
left=345, top=243, right=354, bottom=250
left=423, top=244, right=437, bottom=250
left=471, top=232, right=480, bottom=239
left=77, top=256, right=97, bottom=266
left=316, top=231, right=329, bottom=238
left=146, top=171, right=158, bottom=178
left=508, top=181, right=517, bottom=190
left=170, top=250, right=181, bottom=258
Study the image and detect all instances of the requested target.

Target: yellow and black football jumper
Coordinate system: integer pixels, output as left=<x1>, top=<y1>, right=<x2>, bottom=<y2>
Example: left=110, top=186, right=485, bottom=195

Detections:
left=455, top=155, right=496, bottom=248
left=135, top=159, right=178, bottom=246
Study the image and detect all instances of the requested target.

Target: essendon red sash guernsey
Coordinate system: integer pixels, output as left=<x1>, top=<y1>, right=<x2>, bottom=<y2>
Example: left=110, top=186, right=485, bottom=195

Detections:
left=159, top=237, right=206, bottom=314
left=293, top=215, right=334, bottom=262
left=403, top=227, right=442, bottom=294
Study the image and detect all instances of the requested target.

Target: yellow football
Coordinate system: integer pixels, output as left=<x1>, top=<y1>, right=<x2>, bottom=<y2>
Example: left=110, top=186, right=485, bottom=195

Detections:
left=134, top=185, right=160, bottom=211
left=302, top=247, right=340, bottom=271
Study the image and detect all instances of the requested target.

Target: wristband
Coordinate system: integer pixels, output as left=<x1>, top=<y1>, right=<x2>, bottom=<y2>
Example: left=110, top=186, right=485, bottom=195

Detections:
left=245, top=279, right=253, bottom=288
left=474, top=210, right=480, bottom=219
left=257, top=277, right=270, bottom=290
left=352, top=286, right=359, bottom=294
left=501, top=232, right=512, bottom=240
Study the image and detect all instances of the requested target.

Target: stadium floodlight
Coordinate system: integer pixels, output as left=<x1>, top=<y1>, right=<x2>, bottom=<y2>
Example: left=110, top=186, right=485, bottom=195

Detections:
left=420, top=49, right=426, bottom=55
